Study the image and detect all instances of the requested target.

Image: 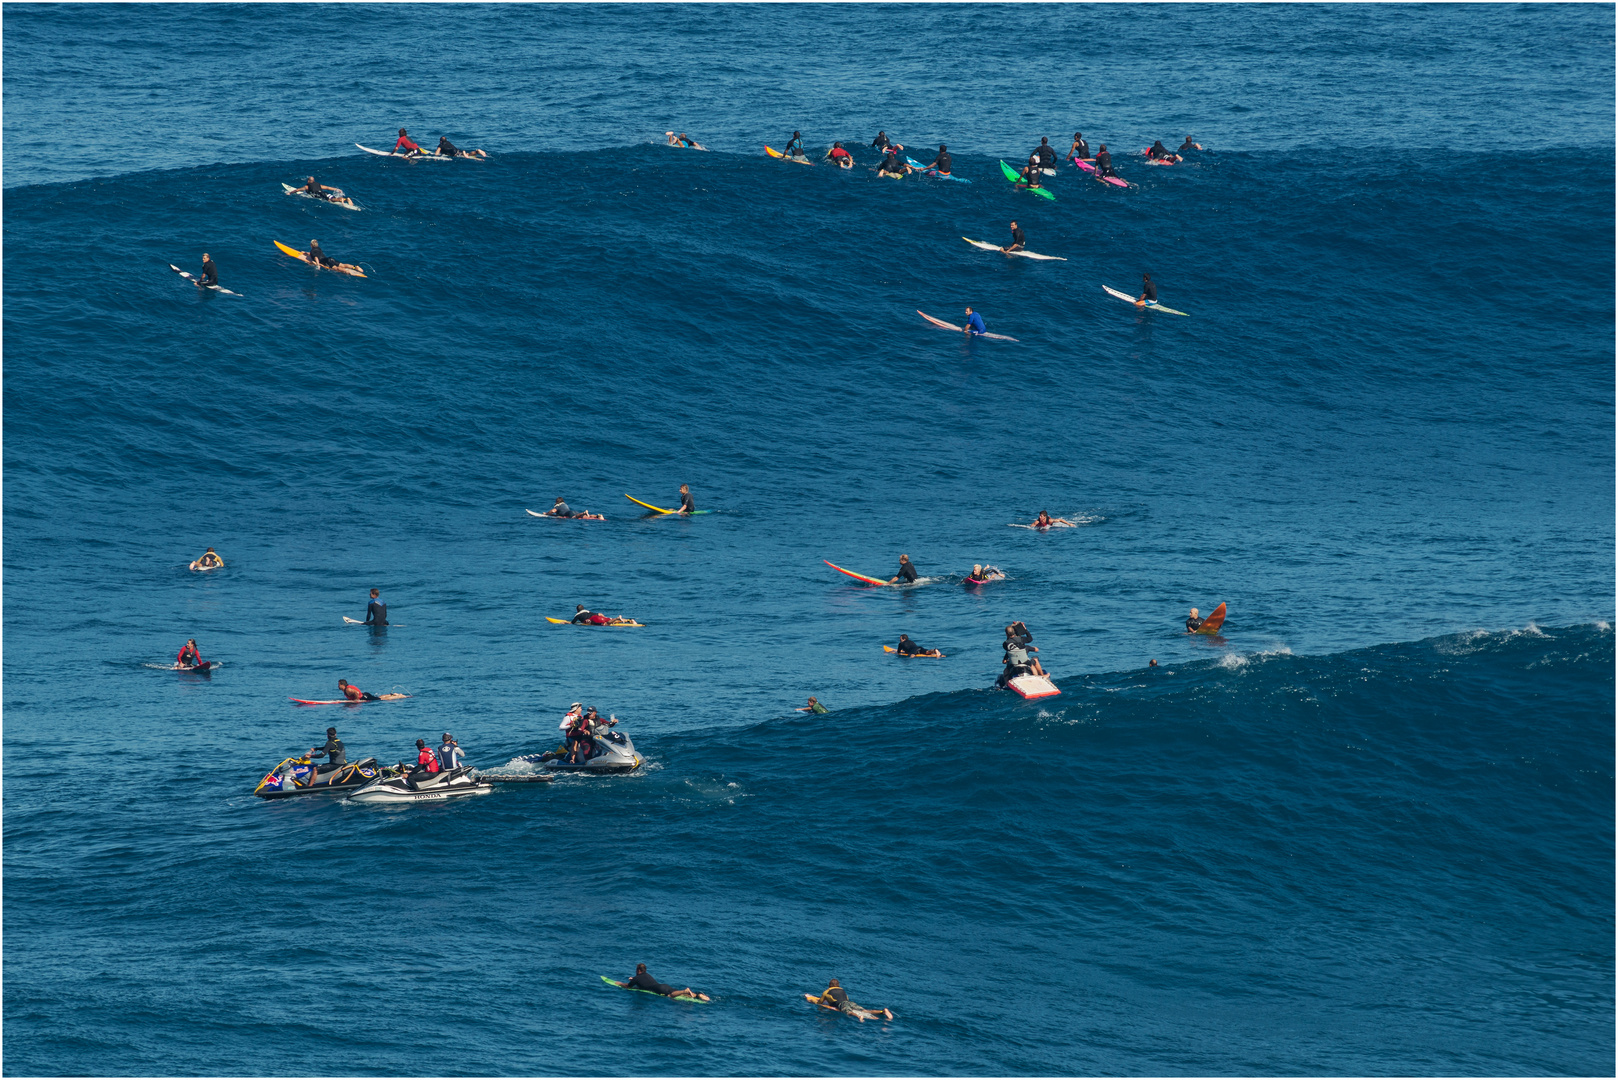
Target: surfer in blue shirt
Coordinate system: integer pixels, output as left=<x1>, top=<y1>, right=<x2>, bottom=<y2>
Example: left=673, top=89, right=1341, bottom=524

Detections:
left=963, top=307, right=987, bottom=336
left=1136, top=273, right=1158, bottom=306
left=783, top=131, right=804, bottom=159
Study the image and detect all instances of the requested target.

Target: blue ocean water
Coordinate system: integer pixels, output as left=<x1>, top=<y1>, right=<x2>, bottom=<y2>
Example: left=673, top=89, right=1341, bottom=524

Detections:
left=3, top=4, right=1613, bottom=1076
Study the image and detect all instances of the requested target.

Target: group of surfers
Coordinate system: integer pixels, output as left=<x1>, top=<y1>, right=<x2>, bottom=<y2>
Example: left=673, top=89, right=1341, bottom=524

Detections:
left=392, top=127, right=488, bottom=160
left=537, top=485, right=698, bottom=521
left=607, top=966, right=892, bottom=1022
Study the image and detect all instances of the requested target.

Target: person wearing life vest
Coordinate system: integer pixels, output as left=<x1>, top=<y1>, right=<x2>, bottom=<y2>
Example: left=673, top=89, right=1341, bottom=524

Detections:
left=436, top=733, right=464, bottom=772
left=308, top=728, right=346, bottom=778
left=394, top=128, right=422, bottom=155
left=176, top=639, right=202, bottom=667
left=565, top=710, right=596, bottom=764
left=413, top=738, right=441, bottom=776
left=815, top=979, right=891, bottom=1022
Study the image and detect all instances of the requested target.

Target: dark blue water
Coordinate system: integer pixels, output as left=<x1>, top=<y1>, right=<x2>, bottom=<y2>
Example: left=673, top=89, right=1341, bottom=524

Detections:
left=4, top=5, right=1613, bottom=1076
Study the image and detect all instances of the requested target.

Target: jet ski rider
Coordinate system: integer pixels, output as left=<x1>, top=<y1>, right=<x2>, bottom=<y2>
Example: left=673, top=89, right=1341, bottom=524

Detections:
left=309, top=728, right=346, bottom=777
left=436, top=733, right=464, bottom=772
left=414, top=738, right=440, bottom=775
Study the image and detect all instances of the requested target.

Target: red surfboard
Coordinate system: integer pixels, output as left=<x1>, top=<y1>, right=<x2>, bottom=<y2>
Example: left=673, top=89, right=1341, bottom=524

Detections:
left=1192, top=602, right=1227, bottom=635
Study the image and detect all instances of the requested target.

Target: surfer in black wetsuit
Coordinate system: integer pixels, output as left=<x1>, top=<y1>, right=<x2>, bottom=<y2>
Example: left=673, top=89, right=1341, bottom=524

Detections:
left=364, top=588, right=387, bottom=627
left=927, top=144, right=952, bottom=175
left=878, top=148, right=908, bottom=177
left=621, top=963, right=709, bottom=1001
left=1004, top=221, right=1026, bottom=253
left=678, top=484, right=696, bottom=514
left=1035, top=137, right=1057, bottom=169
left=436, top=135, right=460, bottom=157
left=302, top=176, right=343, bottom=202
left=550, top=497, right=575, bottom=518
left=1069, top=132, right=1091, bottom=161
left=888, top=554, right=918, bottom=584
left=199, top=254, right=218, bottom=288
left=871, top=131, right=891, bottom=151
left=571, top=604, right=594, bottom=624
left=1019, top=156, right=1044, bottom=188
left=1136, top=273, right=1158, bottom=306
left=1094, top=145, right=1116, bottom=178
left=1186, top=607, right=1205, bottom=632
left=1179, top=136, right=1202, bottom=153
left=1147, top=140, right=1181, bottom=163
left=307, top=239, right=339, bottom=268
left=783, top=131, right=804, bottom=159
left=895, top=634, right=941, bottom=657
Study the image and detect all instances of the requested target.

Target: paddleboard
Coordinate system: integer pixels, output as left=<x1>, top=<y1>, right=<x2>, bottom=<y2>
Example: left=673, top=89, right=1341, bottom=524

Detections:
left=823, top=559, right=890, bottom=586
left=883, top=645, right=945, bottom=657
left=290, top=694, right=410, bottom=705
left=274, top=240, right=366, bottom=277
left=1008, top=674, right=1061, bottom=699
left=765, top=146, right=812, bottom=164
left=169, top=265, right=241, bottom=296
left=1103, top=285, right=1189, bottom=317
left=962, top=237, right=1066, bottom=261
left=603, top=975, right=709, bottom=1002
left=1191, top=602, right=1227, bottom=635
left=916, top=310, right=1019, bottom=342
left=624, top=494, right=712, bottom=515
left=545, top=616, right=645, bottom=626
left=998, top=160, right=1055, bottom=201
left=282, top=183, right=361, bottom=210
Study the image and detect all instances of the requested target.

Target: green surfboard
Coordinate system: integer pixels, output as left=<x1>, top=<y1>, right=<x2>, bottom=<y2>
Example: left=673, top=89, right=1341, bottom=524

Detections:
left=601, top=975, right=709, bottom=1002
left=1000, top=160, right=1055, bottom=201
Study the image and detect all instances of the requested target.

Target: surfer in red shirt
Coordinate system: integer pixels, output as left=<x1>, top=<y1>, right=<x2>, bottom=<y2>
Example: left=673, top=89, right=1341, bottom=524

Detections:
left=177, top=639, right=202, bottom=667
left=394, top=128, right=422, bottom=155
left=824, top=142, right=853, bottom=168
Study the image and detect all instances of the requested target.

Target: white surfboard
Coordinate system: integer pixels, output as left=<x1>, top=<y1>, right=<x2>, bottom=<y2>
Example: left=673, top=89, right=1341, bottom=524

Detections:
left=1103, top=285, right=1189, bottom=317
left=169, top=265, right=241, bottom=296
left=916, top=309, right=1019, bottom=342
left=356, top=143, right=453, bottom=161
left=963, top=237, right=1067, bottom=261
left=1008, top=674, right=1061, bottom=699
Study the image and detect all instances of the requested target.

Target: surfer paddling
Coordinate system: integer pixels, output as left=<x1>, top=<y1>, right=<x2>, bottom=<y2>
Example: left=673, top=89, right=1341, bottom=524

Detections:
left=812, top=979, right=891, bottom=1022
left=824, top=141, right=853, bottom=168
left=1179, top=136, right=1202, bottom=153
left=888, top=553, right=919, bottom=584
left=393, top=128, right=423, bottom=156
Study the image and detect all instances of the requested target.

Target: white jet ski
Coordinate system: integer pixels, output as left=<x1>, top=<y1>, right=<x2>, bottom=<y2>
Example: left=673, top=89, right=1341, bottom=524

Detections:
left=348, top=765, right=493, bottom=803
left=527, top=726, right=643, bottom=774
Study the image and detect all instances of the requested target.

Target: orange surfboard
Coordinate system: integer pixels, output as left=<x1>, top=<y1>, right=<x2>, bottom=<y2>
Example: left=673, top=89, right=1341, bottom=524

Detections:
left=1193, top=602, right=1226, bottom=635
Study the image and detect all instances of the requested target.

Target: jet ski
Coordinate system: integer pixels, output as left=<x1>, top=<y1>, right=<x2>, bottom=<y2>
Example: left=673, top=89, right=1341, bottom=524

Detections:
left=254, top=754, right=383, bottom=799
left=348, top=765, right=493, bottom=803
left=526, top=726, right=642, bottom=774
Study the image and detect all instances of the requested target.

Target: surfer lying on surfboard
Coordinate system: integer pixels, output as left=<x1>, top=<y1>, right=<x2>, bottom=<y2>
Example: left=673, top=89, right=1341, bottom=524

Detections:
left=810, top=979, right=891, bottom=1022
left=893, top=634, right=943, bottom=657
left=1030, top=511, right=1076, bottom=529
left=611, top=963, right=709, bottom=1001
left=539, top=497, right=604, bottom=520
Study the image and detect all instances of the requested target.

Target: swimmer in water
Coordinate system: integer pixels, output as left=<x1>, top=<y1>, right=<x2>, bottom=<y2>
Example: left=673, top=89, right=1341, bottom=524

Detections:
left=1179, top=135, right=1202, bottom=153
left=1031, top=511, right=1076, bottom=528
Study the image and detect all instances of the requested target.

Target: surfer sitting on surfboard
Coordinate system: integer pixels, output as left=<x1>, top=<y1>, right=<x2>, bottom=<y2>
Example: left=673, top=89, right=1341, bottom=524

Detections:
left=363, top=588, right=387, bottom=627
left=926, top=144, right=952, bottom=175
left=617, top=963, right=709, bottom=1001
left=177, top=639, right=203, bottom=667
left=888, top=554, right=919, bottom=584
left=1136, top=273, right=1160, bottom=308
left=1094, top=145, right=1117, bottom=179
left=678, top=484, right=696, bottom=514
left=895, top=634, right=942, bottom=658
left=1069, top=132, right=1091, bottom=161
left=1004, top=221, right=1026, bottom=253
left=961, top=307, right=989, bottom=337
left=1017, top=156, right=1045, bottom=189
left=393, top=128, right=423, bottom=155
left=814, top=979, right=891, bottom=1022
left=198, top=255, right=219, bottom=289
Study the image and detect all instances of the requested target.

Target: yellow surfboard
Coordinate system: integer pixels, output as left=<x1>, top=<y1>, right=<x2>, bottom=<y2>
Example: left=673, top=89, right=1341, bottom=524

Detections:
left=274, top=240, right=367, bottom=277
left=624, top=494, right=711, bottom=515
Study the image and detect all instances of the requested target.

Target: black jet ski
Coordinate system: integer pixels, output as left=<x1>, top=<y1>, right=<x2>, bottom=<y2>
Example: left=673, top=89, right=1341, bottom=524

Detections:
left=348, top=765, right=493, bottom=803
left=254, top=754, right=383, bottom=799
